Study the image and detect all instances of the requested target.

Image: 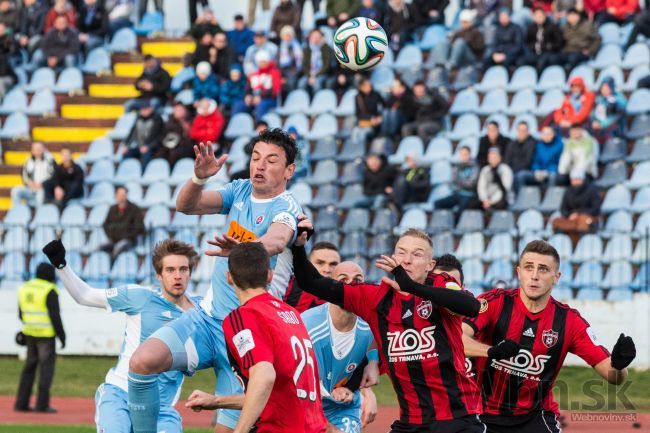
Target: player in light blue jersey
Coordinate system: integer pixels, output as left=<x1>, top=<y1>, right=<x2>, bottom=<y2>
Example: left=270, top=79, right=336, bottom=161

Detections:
left=302, top=261, right=380, bottom=433
left=41, top=239, right=201, bottom=433
left=128, top=128, right=302, bottom=433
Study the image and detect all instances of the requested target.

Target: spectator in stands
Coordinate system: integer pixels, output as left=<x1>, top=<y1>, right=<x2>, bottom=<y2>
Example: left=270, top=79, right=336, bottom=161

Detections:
left=485, top=8, right=524, bottom=69
left=392, top=154, right=430, bottom=206
left=0, top=22, right=15, bottom=98
left=477, top=120, right=511, bottom=167
left=505, top=121, right=537, bottom=191
left=106, top=0, right=134, bottom=36
left=624, top=10, right=650, bottom=49
left=326, top=0, right=357, bottom=26
left=359, top=153, right=398, bottom=208
left=581, top=0, right=606, bottom=22
left=600, top=0, right=638, bottom=24
left=519, top=125, right=563, bottom=187
left=590, top=76, right=626, bottom=144
left=561, top=8, right=601, bottom=71
left=188, top=0, right=209, bottom=26
left=276, top=25, right=303, bottom=93
left=382, top=78, right=412, bottom=137
left=220, top=63, right=246, bottom=115
left=248, top=0, right=270, bottom=26
left=191, top=30, right=212, bottom=65
left=102, top=185, right=145, bottom=258
left=434, top=145, right=479, bottom=216
left=431, top=9, right=485, bottom=70
left=298, top=28, right=334, bottom=93
left=355, top=77, right=384, bottom=138
left=192, top=61, right=220, bottom=101
left=208, top=31, right=235, bottom=80
left=122, top=99, right=164, bottom=167
left=385, top=0, right=415, bottom=51
left=477, top=147, right=513, bottom=211
left=270, top=0, right=301, bottom=41
left=137, top=0, right=162, bottom=20
left=359, top=0, right=383, bottom=23
left=552, top=168, right=601, bottom=235
left=77, top=0, right=108, bottom=53
left=125, top=54, right=171, bottom=112
left=38, top=14, right=79, bottom=69
left=558, top=124, right=598, bottom=182
left=288, top=126, right=311, bottom=182
left=243, top=30, right=278, bottom=76
left=400, top=81, right=448, bottom=142
left=11, top=142, right=55, bottom=206
left=520, top=7, right=564, bottom=72
left=190, top=98, right=224, bottom=150
left=0, top=0, right=16, bottom=33
left=553, top=76, right=595, bottom=131
left=239, top=50, right=281, bottom=118
left=15, top=0, right=47, bottom=56
left=227, top=14, right=255, bottom=63
left=44, top=0, right=76, bottom=33
left=43, top=148, right=83, bottom=208
left=412, top=0, right=448, bottom=27
left=156, top=102, right=194, bottom=168
left=188, top=8, right=222, bottom=41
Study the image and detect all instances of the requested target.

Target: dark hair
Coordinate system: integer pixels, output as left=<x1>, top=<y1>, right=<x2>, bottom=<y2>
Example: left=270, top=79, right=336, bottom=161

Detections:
left=152, top=239, right=199, bottom=275
left=413, top=80, right=426, bottom=88
left=310, top=241, right=339, bottom=257
left=434, top=254, right=464, bottom=284
left=36, top=263, right=55, bottom=283
left=254, top=120, right=269, bottom=130
left=143, top=54, right=154, bottom=62
left=488, top=120, right=500, bottom=129
left=520, top=240, right=560, bottom=268
left=252, top=128, right=298, bottom=165
left=228, top=243, right=270, bottom=289
left=533, top=6, right=546, bottom=13
left=459, top=145, right=472, bottom=153
left=115, top=185, right=128, bottom=194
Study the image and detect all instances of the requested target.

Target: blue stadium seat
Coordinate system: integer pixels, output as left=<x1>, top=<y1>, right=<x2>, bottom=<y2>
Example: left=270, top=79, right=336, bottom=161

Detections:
left=475, top=66, right=508, bottom=92
left=511, top=186, right=541, bottom=212
left=553, top=288, right=574, bottom=301
left=548, top=233, right=573, bottom=259
left=25, top=67, right=55, bottom=92
left=141, top=158, right=170, bottom=186
left=81, top=137, right=114, bottom=163
left=125, top=182, right=143, bottom=204
left=192, top=255, right=217, bottom=283
left=393, top=45, right=423, bottom=72
left=622, top=43, right=650, bottom=70
left=517, top=209, right=544, bottom=235
left=483, top=233, right=514, bottom=262
left=602, top=210, right=632, bottom=238
left=339, top=160, right=363, bottom=186
left=369, top=208, right=397, bottom=234
left=394, top=208, right=428, bottom=234
left=0, top=88, right=27, bottom=114
left=536, top=65, right=566, bottom=92
left=573, top=261, right=603, bottom=289
left=623, top=65, right=650, bottom=91
left=595, top=65, right=624, bottom=89
left=462, top=258, right=484, bottom=289
left=333, top=89, right=357, bottom=117
left=598, top=23, right=620, bottom=45
left=449, top=88, right=479, bottom=115
left=142, top=183, right=171, bottom=208
left=426, top=66, right=449, bottom=89
left=29, top=226, right=56, bottom=254
left=283, top=113, right=309, bottom=137
left=422, top=137, right=452, bottom=165
left=599, top=138, right=627, bottom=164
left=627, top=115, right=650, bottom=140
left=601, top=261, right=632, bottom=290
left=568, top=65, right=595, bottom=89
left=109, top=112, right=137, bottom=140
left=311, top=184, right=338, bottom=208
left=507, top=66, right=537, bottom=92
left=455, top=232, right=485, bottom=260
left=478, top=89, right=508, bottom=115
left=289, top=182, right=312, bottom=206
left=556, top=261, right=574, bottom=291
left=113, top=158, right=142, bottom=184
left=86, top=204, right=109, bottom=227
left=53, top=67, right=83, bottom=93
left=199, top=213, right=227, bottom=232
left=60, top=203, right=86, bottom=227
left=446, top=114, right=480, bottom=140
left=631, top=237, right=650, bottom=263
left=224, top=112, right=255, bottom=139
left=307, top=160, right=337, bottom=186
left=427, top=209, right=453, bottom=234
left=341, top=208, right=369, bottom=233
left=307, top=89, right=337, bottom=116
left=602, top=233, right=632, bottom=263
left=539, top=186, right=566, bottom=214
left=108, top=27, right=137, bottom=52
left=571, top=234, right=603, bottom=263
left=339, top=184, right=365, bottom=210
left=625, top=161, right=650, bottom=189
left=507, top=89, right=536, bottom=115
left=174, top=89, right=194, bottom=105
left=29, top=204, right=59, bottom=230
left=0, top=251, right=27, bottom=281
left=313, top=230, right=339, bottom=246
left=314, top=207, right=339, bottom=232
left=170, top=211, right=199, bottom=233
left=82, top=181, right=115, bottom=207
left=451, top=137, right=479, bottom=161
left=339, top=232, right=367, bottom=257
left=452, top=66, right=477, bottom=91
left=430, top=160, right=452, bottom=185
left=135, top=11, right=164, bottom=36
left=483, top=259, right=513, bottom=287
left=310, top=138, right=337, bottom=162
left=1, top=204, right=30, bottom=228
left=486, top=210, right=515, bottom=234
left=26, top=89, right=55, bottom=115
left=606, top=288, right=632, bottom=301
left=575, top=288, right=603, bottom=300
left=631, top=263, right=650, bottom=290
left=482, top=114, right=509, bottom=136
left=276, top=89, right=310, bottom=116
left=368, top=233, right=393, bottom=258
left=0, top=227, right=28, bottom=253
left=510, top=114, right=538, bottom=139
left=631, top=186, right=650, bottom=214
left=600, top=185, right=631, bottom=212
left=81, top=47, right=111, bottom=74
left=0, top=112, right=29, bottom=139
left=595, top=160, right=627, bottom=188
left=419, top=25, right=446, bottom=50
left=455, top=209, right=484, bottom=234
left=433, top=231, right=454, bottom=256
left=110, top=251, right=139, bottom=285
left=305, top=113, right=337, bottom=140
left=534, top=89, right=564, bottom=116
left=61, top=227, right=85, bottom=252
left=370, top=66, right=395, bottom=95
left=627, top=89, right=650, bottom=115
left=388, top=136, right=424, bottom=165
left=144, top=204, right=170, bottom=228
left=261, top=112, right=281, bottom=129
left=423, top=184, right=453, bottom=211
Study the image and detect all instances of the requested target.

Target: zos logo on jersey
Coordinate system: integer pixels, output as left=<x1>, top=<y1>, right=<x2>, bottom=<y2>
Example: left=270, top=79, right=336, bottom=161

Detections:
left=387, top=325, right=437, bottom=362
left=491, top=349, right=551, bottom=381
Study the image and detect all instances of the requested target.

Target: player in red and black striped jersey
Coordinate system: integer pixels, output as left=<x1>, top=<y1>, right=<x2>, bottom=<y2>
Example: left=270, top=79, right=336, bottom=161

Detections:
left=283, top=242, right=339, bottom=313
left=462, top=240, right=637, bottom=433
left=292, top=226, right=486, bottom=433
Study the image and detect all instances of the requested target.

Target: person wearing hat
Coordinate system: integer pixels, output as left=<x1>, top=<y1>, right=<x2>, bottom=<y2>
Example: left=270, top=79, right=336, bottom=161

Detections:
left=590, top=76, right=626, bottom=144
left=243, top=29, right=278, bottom=75
left=554, top=76, right=596, bottom=130
left=430, top=9, right=485, bottom=69
left=15, top=263, right=65, bottom=413
left=476, top=147, right=513, bottom=211
left=242, top=49, right=282, bottom=119
left=485, top=8, right=523, bottom=69
left=192, top=61, right=220, bottom=101
left=552, top=168, right=601, bottom=236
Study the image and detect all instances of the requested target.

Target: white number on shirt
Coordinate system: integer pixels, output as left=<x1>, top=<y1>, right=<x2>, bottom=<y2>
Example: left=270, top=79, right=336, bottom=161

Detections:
left=291, top=335, right=317, bottom=402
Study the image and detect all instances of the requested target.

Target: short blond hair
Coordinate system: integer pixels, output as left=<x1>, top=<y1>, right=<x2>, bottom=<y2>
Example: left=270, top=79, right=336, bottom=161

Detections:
left=398, top=228, right=433, bottom=248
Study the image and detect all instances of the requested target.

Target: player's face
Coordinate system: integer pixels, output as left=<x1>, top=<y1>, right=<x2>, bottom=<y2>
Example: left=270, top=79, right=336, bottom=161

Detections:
left=333, top=261, right=364, bottom=284
left=157, top=254, right=191, bottom=299
left=310, top=249, right=340, bottom=278
left=250, top=141, right=295, bottom=197
left=394, top=236, right=434, bottom=284
left=517, top=252, right=560, bottom=302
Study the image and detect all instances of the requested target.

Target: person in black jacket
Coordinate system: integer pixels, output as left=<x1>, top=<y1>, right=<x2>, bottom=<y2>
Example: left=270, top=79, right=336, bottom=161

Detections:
left=121, top=100, right=164, bottom=167
left=412, top=0, right=449, bottom=27
left=400, top=81, right=448, bottom=142
left=477, top=120, right=511, bottom=167
left=520, top=7, right=564, bottom=72
left=15, top=0, right=47, bottom=55
left=355, top=77, right=384, bottom=135
left=124, top=55, right=171, bottom=112
left=392, top=154, right=431, bottom=207
left=484, top=8, right=523, bottom=70
left=385, top=0, right=415, bottom=51
left=435, top=145, right=479, bottom=216
left=382, top=78, right=412, bottom=137
left=155, top=102, right=194, bottom=168
left=552, top=169, right=601, bottom=235
left=0, top=21, right=15, bottom=98
left=44, top=148, right=84, bottom=208
left=504, top=121, right=536, bottom=191
left=209, top=31, right=235, bottom=81
left=38, top=14, right=79, bottom=69
left=358, top=153, right=398, bottom=208
left=77, top=0, right=108, bottom=53
left=102, top=186, right=146, bottom=258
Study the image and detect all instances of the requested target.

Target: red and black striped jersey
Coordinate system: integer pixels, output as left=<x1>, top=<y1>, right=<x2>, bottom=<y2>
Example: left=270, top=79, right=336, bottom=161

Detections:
left=283, top=276, right=326, bottom=313
left=341, top=273, right=483, bottom=424
left=465, top=288, right=610, bottom=417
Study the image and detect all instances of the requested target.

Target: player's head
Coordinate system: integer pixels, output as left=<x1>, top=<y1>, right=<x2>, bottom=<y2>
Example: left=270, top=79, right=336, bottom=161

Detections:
left=152, top=239, right=198, bottom=299
left=517, top=240, right=561, bottom=302
left=395, top=229, right=435, bottom=284
left=333, top=261, right=364, bottom=284
left=433, top=254, right=464, bottom=286
left=249, top=128, right=297, bottom=197
left=227, top=242, right=272, bottom=291
left=309, top=242, right=340, bottom=278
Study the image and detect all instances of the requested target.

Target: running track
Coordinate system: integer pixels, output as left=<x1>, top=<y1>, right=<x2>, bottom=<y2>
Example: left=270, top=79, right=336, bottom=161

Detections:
left=1, top=396, right=648, bottom=432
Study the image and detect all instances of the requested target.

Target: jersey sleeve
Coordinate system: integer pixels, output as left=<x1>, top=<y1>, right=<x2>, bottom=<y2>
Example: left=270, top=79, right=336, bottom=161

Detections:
left=463, top=290, right=500, bottom=334
left=342, top=283, right=387, bottom=322
left=224, top=308, right=275, bottom=371
left=216, top=179, right=245, bottom=215
left=105, top=285, right=154, bottom=315
left=269, top=194, right=301, bottom=238
left=569, top=312, right=611, bottom=367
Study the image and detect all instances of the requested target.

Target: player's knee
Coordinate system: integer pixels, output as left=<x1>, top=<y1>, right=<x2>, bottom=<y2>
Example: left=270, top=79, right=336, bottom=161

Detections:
left=129, top=339, right=171, bottom=374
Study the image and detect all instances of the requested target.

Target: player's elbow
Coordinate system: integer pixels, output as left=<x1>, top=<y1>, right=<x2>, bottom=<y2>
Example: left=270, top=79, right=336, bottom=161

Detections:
left=251, top=361, right=276, bottom=388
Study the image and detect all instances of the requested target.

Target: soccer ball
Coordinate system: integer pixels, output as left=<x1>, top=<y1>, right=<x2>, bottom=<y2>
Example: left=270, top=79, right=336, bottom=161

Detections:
left=333, top=17, right=388, bottom=72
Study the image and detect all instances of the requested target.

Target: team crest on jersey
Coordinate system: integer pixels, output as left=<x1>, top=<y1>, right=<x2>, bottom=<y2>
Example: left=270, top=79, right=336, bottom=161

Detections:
left=479, top=299, right=488, bottom=313
left=271, top=300, right=280, bottom=308
left=256, top=215, right=264, bottom=225
left=416, top=300, right=432, bottom=319
left=542, top=329, right=559, bottom=348
left=346, top=363, right=357, bottom=373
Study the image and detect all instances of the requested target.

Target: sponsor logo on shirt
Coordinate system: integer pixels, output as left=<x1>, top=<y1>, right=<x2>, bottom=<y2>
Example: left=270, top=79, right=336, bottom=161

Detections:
left=402, top=309, right=413, bottom=319
left=465, top=358, right=475, bottom=378
left=233, top=329, right=256, bottom=358
left=479, top=299, right=489, bottom=313
left=162, top=311, right=172, bottom=319
left=491, top=349, right=551, bottom=381
left=234, top=201, right=244, bottom=211
left=346, top=363, right=357, bottom=373
left=523, top=327, right=535, bottom=338
left=227, top=220, right=257, bottom=242
left=106, top=288, right=118, bottom=298
left=387, top=325, right=437, bottom=362
left=586, top=327, right=599, bottom=345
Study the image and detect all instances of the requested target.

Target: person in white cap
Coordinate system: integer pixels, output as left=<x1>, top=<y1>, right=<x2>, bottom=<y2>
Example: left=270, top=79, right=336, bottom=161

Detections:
left=193, top=61, right=220, bottom=101
left=430, top=9, right=485, bottom=70
left=242, top=49, right=282, bottom=118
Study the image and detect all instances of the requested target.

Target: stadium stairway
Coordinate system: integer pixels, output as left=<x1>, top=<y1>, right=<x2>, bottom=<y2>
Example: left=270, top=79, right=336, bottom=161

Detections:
left=0, top=37, right=195, bottom=218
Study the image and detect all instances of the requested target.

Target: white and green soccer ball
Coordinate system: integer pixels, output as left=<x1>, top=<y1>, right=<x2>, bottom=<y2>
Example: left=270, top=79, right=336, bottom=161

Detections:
left=333, top=17, right=388, bottom=72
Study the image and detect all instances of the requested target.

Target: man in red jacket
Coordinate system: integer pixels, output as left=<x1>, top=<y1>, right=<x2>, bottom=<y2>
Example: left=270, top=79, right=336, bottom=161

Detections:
left=190, top=98, right=224, bottom=149
left=553, top=76, right=595, bottom=131
left=601, top=0, right=638, bottom=24
left=243, top=50, right=281, bottom=119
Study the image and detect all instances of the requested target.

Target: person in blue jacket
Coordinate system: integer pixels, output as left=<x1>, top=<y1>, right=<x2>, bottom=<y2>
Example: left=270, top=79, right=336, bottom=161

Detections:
left=517, top=125, right=564, bottom=187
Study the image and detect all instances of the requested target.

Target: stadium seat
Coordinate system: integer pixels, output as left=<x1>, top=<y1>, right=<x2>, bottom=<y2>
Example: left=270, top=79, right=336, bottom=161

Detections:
left=86, top=204, right=110, bottom=228
left=1, top=204, right=30, bottom=228
left=575, top=288, right=603, bottom=300
left=339, top=160, right=363, bottom=186
left=556, top=261, right=574, bottom=291
left=506, top=89, right=536, bottom=115
left=109, top=112, right=137, bottom=140
left=341, top=208, right=369, bottom=234
left=60, top=203, right=86, bottom=227
left=627, top=89, right=650, bottom=115
left=0, top=252, right=27, bottom=281
left=307, top=89, right=337, bottom=116
left=599, top=138, right=627, bottom=164
left=454, top=209, right=484, bottom=234
left=174, top=89, right=194, bottom=105
left=432, top=232, right=454, bottom=256
left=571, top=234, right=604, bottom=263
left=24, top=67, right=55, bottom=92
left=305, top=113, right=337, bottom=140
left=486, top=210, right=515, bottom=234
left=446, top=114, right=480, bottom=140
left=26, top=88, right=55, bottom=115
left=0, top=226, right=28, bottom=253
left=477, top=89, right=508, bottom=115
left=110, top=251, right=139, bottom=285
left=198, top=213, right=227, bottom=232
left=553, top=288, right=574, bottom=301
left=511, top=186, right=541, bottom=212
left=82, top=181, right=115, bottom=207
left=601, top=210, right=633, bottom=238
left=123, top=182, right=142, bottom=204
left=631, top=186, right=650, bottom=213
left=307, top=160, right=337, bottom=186
left=534, top=89, right=564, bottom=116
left=568, top=65, right=595, bottom=89
left=426, top=66, right=449, bottom=90
left=631, top=263, right=649, bottom=290
left=451, top=137, right=479, bottom=162
left=135, top=11, right=164, bottom=36
left=572, top=261, right=603, bottom=289
left=483, top=233, right=514, bottom=262
left=395, top=208, right=427, bottom=234
left=192, top=255, right=216, bottom=283
left=369, top=208, right=397, bottom=235
left=625, top=161, right=650, bottom=189
left=507, top=66, right=537, bottom=92
left=81, top=47, right=111, bottom=74
left=598, top=22, right=620, bottom=45
left=276, top=89, right=310, bottom=116
left=339, top=232, right=367, bottom=257
left=29, top=204, right=59, bottom=230
left=80, top=137, right=114, bottom=163
left=29, top=226, right=56, bottom=254
left=602, top=234, right=632, bottom=263
left=289, top=182, right=312, bottom=206
left=509, top=114, right=538, bottom=138
left=388, top=136, right=424, bottom=165
left=622, top=43, right=650, bottom=70
left=61, top=227, right=86, bottom=252
left=419, top=25, right=446, bottom=50
left=421, top=184, right=452, bottom=211
left=482, top=114, right=509, bottom=136
left=595, top=160, right=628, bottom=188
left=142, top=183, right=171, bottom=208
left=224, top=112, right=254, bottom=139
left=455, top=232, right=485, bottom=260
left=113, top=158, right=142, bottom=185
left=452, top=65, right=477, bottom=91
left=600, top=185, right=631, bottom=213
left=484, top=259, right=513, bottom=287
left=0, top=112, right=29, bottom=139
left=517, top=209, right=544, bottom=235
left=336, top=137, right=365, bottom=163
left=427, top=209, right=454, bottom=234
left=430, top=160, right=452, bottom=185
left=475, top=66, right=508, bottom=92
left=627, top=115, right=650, bottom=140
left=539, top=186, right=566, bottom=214
left=261, top=112, right=281, bottom=129
left=548, top=233, right=573, bottom=259
left=108, top=27, right=137, bottom=52
left=53, top=67, right=83, bottom=93
left=311, top=184, right=338, bottom=208
left=595, top=65, right=624, bottom=89
left=283, top=113, right=309, bottom=137
left=339, top=184, right=366, bottom=210
left=393, top=45, right=423, bottom=72
left=333, top=88, right=357, bottom=117
left=623, top=65, right=650, bottom=91
left=536, top=65, right=566, bottom=92
left=449, top=88, right=479, bottom=115
left=313, top=230, right=339, bottom=246
left=590, top=44, right=622, bottom=69
left=141, top=158, right=171, bottom=186
left=370, top=66, right=395, bottom=95
left=421, top=137, right=452, bottom=165
left=606, top=288, right=632, bottom=301
left=0, top=87, right=27, bottom=114
left=312, top=207, right=338, bottom=232
left=368, top=233, right=393, bottom=258
left=144, top=204, right=170, bottom=228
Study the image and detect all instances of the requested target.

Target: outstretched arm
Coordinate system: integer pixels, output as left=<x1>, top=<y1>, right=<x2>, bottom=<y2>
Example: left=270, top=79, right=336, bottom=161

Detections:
left=185, top=390, right=245, bottom=411
left=291, top=244, right=345, bottom=306
left=175, top=142, right=228, bottom=215
left=233, top=362, right=276, bottom=433
left=462, top=323, right=520, bottom=360
left=594, top=334, right=635, bottom=385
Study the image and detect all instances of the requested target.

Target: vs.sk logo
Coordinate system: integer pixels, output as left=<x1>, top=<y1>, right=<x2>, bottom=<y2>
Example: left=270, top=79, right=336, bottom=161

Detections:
left=256, top=215, right=265, bottom=225
left=542, top=329, right=559, bottom=348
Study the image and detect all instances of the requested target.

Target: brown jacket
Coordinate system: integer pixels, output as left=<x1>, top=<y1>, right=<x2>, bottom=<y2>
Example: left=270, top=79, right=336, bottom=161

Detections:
left=270, top=1, right=301, bottom=37
left=452, top=26, right=485, bottom=58
left=562, top=20, right=601, bottom=57
left=103, top=200, right=145, bottom=244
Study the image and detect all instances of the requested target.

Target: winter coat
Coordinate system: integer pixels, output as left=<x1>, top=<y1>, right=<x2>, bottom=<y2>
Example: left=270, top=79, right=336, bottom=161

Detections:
left=477, top=163, right=514, bottom=205
left=41, top=27, right=80, bottom=59
left=402, top=90, right=448, bottom=123
left=553, top=77, right=596, bottom=126
left=493, top=22, right=524, bottom=58
left=326, top=0, right=358, bottom=17
left=591, top=87, right=626, bottom=129
left=21, top=154, right=55, bottom=185
left=51, top=162, right=84, bottom=199
left=412, top=0, right=449, bottom=26
left=562, top=19, right=601, bottom=56
left=301, top=43, right=334, bottom=77
left=247, top=61, right=282, bottom=99
left=478, top=134, right=511, bottom=167
left=44, top=9, right=77, bottom=33
left=212, top=46, right=235, bottom=80
left=135, top=63, right=171, bottom=100
left=227, top=27, right=255, bottom=58
left=125, top=113, right=164, bottom=150
left=504, top=136, right=536, bottom=172
left=531, top=134, right=563, bottom=173
left=605, top=0, right=639, bottom=20
left=453, top=161, right=479, bottom=195
left=16, top=2, right=47, bottom=38
left=355, top=90, right=384, bottom=120
left=190, top=109, right=224, bottom=144
left=104, top=200, right=144, bottom=243
left=560, top=180, right=601, bottom=217
left=219, top=78, right=246, bottom=107
left=363, top=157, right=398, bottom=196
left=526, top=19, right=564, bottom=54
left=270, top=1, right=301, bottom=37
left=451, top=26, right=485, bottom=58
left=192, top=74, right=220, bottom=101
left=77, top=4, right=108, bottom=37
left=558, top=132, right=598, bottom=177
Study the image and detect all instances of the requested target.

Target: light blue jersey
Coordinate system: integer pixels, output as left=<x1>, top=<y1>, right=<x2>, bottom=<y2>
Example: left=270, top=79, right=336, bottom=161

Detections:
left=302, top=304, right=375, bottom=433
left=201, top=179, right=301, bottom=319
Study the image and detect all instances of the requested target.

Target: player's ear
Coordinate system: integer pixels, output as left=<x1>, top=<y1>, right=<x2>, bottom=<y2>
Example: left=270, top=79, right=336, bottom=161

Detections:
left=284, top=162, right=296, bottom=180
left=425, top=258, right=435, bottom=273
left=226, top=272, right=233, bottom=286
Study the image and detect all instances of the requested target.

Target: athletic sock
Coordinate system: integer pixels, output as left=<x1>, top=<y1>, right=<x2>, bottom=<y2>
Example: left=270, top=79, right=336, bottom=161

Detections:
left=128, top=371, right=160, bottom=433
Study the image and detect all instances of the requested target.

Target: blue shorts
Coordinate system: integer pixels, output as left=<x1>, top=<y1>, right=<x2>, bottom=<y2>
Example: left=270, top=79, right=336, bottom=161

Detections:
left=95, top=383, right=181, bottom=433
left=324, top=402, right=362, bottom=433
left=151, top=306, right=242, bottom=429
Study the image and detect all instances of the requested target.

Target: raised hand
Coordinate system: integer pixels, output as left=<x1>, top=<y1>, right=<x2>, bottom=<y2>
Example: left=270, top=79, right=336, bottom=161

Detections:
left=375, top=255, right=402, bottom=274
left=295, top=214, right=314, bottom=247
left=611, top=333, right=636, bottom=370
left=193, top=142, right=228, bottom=180
left=43, top=239, right=67, bottom=269
left=205, top=233, right=241, bottom=257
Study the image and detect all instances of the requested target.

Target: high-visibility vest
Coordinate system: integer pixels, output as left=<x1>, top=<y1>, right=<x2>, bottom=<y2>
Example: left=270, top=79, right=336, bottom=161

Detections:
left=18, top=278, right=58, bottom=338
